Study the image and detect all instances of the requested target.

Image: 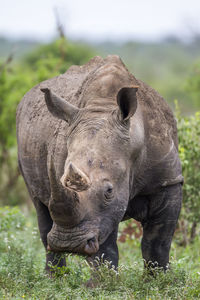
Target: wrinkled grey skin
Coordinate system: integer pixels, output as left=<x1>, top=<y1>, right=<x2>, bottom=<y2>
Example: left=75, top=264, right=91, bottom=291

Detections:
left=16, top=55, right=183, bottom=273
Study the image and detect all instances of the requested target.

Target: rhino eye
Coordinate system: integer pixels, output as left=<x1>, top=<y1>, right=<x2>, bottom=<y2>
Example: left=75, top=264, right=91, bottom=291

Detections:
left=104, top=182, right=114, bottom=200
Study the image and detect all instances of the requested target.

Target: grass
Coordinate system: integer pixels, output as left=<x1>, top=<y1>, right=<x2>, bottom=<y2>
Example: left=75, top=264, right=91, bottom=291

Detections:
left=0, top=206, right=200, bottom=299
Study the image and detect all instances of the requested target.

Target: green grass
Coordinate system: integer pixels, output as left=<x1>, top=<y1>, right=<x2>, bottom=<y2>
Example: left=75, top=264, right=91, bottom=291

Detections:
left=0, top=206, right=200, bottom=299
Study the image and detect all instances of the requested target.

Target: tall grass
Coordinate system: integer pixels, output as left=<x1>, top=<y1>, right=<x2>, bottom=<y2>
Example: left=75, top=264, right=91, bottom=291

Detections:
left=0, top=207, right=200, bottom=299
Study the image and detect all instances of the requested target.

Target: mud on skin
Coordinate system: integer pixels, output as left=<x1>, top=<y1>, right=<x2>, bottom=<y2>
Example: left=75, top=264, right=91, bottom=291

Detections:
left=16, top=55, right=183, bottom=276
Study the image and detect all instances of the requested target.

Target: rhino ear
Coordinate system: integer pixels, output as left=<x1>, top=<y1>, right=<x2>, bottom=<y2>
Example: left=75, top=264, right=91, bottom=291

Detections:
left=117, top=87, right=138, bottom=122
left=41, top=88, right=79, bottom=124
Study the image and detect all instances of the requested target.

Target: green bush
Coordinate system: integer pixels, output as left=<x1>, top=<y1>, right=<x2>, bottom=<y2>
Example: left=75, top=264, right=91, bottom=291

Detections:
left=186, top=61, right=200, bottom=109
left=176, top=105, right=200, bottom=243
left=0, top=206, right=25, bottom=231
left=23, top=38, right=95, bottom=82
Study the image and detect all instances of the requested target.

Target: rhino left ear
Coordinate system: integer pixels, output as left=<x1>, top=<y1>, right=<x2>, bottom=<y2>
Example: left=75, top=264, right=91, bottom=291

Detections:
left=41, top=88, right=80, bottom=124
left=117, top=87, right=138, bottom=121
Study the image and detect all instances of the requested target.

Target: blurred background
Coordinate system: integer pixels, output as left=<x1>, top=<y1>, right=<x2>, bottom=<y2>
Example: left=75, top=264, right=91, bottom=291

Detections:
left=0, top=0, right=200, bottom=247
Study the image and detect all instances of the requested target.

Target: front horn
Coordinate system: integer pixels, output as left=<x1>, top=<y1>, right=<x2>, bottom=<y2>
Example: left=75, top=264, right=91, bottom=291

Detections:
left=60, top=162, right=91, bottom=192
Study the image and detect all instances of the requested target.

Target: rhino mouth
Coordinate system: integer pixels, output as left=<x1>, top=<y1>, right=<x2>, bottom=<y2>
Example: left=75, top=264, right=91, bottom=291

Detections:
left=47, top=222, right=100, bottom=255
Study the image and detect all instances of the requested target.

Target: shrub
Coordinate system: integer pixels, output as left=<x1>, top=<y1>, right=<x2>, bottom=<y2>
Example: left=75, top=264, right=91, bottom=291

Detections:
left=176, top=104, right=200, bottom=244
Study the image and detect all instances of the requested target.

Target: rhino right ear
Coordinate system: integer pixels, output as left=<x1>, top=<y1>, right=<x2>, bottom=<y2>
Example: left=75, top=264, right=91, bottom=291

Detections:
left=117, top=86, right=138, bottom=122
left=41, top=88, right=80, bottom=124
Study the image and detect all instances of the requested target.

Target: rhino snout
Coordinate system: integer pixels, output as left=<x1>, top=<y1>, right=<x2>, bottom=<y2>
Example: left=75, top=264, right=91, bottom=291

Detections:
left=47, top=236, right=99, bottom=255
left=47, top=222, right=100, bottom=255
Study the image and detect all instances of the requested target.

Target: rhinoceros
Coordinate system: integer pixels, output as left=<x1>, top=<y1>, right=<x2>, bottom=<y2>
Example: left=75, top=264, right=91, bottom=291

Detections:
left=16, top=55, right=183, bottom=273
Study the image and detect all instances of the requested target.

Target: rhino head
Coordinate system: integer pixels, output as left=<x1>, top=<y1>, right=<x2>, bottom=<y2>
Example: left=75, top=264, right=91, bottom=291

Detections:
left=41, top=85, right=141, bottom=256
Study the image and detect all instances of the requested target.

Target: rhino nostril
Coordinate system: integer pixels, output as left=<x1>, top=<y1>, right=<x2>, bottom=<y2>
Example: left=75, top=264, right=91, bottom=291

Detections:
left=84, top=236, right=99, bottom=255
left=88, top=237, right=96, bottom=244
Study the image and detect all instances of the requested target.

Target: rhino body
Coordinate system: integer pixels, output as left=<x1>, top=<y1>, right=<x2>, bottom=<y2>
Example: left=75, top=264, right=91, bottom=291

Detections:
left=16, top=55, right=183, bottom=272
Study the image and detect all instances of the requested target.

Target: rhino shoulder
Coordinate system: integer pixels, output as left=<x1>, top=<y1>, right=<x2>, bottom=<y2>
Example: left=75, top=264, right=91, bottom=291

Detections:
left=137, top=79, right=178, bottom=151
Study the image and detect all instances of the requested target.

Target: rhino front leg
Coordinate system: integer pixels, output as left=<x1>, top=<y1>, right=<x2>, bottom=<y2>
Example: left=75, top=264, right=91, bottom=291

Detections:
left=141, top=183, right=182, bottom=270
left=86, top=227, right=118, bottom=287
left=87, top=227, right=119, bottom=269
left=34, top=200, right=66, bottom=273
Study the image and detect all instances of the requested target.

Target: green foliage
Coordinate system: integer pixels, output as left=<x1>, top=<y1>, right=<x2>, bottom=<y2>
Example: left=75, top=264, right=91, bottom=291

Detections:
left=0, top=206, right=25, bottom=231
left=0, top=67, right=32, bottom=153
left=23, top=38, right=95, bottom=82
left=0, top=70, right=16, bottom=151
left=176, top=106, right=200, bottom=223
left=186, top=61, right=200, bottom=108
left=0, top=206, right=200, bottom=299
left=0, top=66, right=36, bottom=206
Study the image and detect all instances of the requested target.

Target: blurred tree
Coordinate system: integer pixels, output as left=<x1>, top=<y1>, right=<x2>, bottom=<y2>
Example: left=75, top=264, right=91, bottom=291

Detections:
left=23, top=38, right=95, bottom=81
left=176, top=107, right=200, bottom=245
left=185, top=61, right=200, bottom=109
